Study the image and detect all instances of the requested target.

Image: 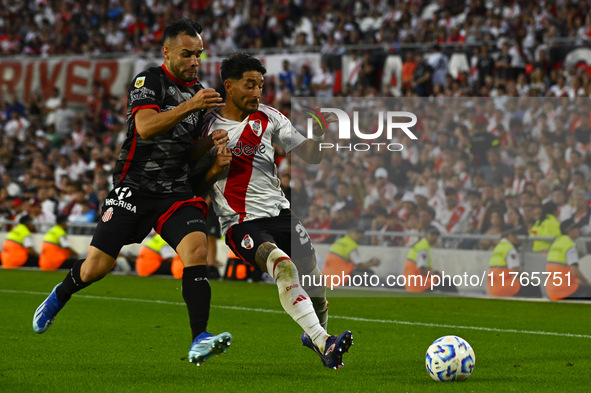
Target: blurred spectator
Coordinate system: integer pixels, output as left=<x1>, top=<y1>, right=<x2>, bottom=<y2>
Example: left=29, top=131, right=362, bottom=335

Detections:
left=363, top=167, right=396, bottom=214
left=311, top=61, right=334, bottom=97
left=427, top=45, right=449, bottom=88
left=481, top=149, right=514, bottom=186
left=410, top=53, right=432, bottom=96
left=306, top=206, right=332, bottom=244
left=572, top=189, right=591, bottom=236
left=2, top=173, right=22, bottom=197
left=438, top=187, right=470, bottom=234
left=279, top=60, right=295, bottom=93
left=4, top=111, right=30, bottom=142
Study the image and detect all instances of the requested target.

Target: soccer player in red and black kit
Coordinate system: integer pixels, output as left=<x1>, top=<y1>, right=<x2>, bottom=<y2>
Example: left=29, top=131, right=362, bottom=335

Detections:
left=33, top=19, right=233, bottom=366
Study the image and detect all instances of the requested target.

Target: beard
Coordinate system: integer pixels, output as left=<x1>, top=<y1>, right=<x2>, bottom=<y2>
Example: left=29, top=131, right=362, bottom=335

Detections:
left=236, top=99, right=259, bottom=114
left=170, top=62, right=195, bottom=82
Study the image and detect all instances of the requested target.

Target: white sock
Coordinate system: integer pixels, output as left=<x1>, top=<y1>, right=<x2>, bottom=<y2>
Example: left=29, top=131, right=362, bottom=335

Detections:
left=267, top=248, right=329, bottom=351
left=303, top=266, right=329, bottom=331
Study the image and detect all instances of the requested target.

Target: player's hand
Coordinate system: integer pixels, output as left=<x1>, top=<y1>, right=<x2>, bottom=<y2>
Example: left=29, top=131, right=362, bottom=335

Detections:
left=312, top=106, right=337, bottom=138
left=211, top=129, right=229, bottom=148
left=191, top=88, right=225, bottom=111
left=212, top=147, right=232, bottom=175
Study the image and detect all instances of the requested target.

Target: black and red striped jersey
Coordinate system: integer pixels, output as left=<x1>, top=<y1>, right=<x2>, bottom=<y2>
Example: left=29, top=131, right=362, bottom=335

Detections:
left=113, top=65, right=206, bottom=195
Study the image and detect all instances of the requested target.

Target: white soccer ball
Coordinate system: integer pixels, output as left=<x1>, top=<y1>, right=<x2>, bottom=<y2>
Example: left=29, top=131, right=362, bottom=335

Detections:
left=425, top=335, right=475, bottom=382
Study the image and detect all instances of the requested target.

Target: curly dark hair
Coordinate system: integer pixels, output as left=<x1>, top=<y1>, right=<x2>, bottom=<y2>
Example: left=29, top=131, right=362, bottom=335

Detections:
left=220, top=52, right=267, bottom=81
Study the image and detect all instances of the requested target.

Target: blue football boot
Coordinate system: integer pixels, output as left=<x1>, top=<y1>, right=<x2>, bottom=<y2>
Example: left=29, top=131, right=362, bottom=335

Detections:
left=188, top=331, right=233, bottom=366
left=33, top=284, right=67, bottom=334
left=302, top=330, right=353, bottom=370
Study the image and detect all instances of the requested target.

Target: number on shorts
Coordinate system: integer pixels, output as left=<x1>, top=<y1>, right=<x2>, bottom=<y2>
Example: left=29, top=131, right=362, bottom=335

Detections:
left=295, top=223, right=311, bottom=245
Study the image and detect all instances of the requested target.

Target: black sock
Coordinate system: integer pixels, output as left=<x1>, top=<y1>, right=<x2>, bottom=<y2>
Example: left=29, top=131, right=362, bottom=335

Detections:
left=182, top=265, right=211, bottom=340
left=56, top=259, right=90, bottom=303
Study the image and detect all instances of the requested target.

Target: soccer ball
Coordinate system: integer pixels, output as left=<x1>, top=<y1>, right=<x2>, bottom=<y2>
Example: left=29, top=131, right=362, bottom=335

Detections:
left=425, top=335, right=475, bottom=382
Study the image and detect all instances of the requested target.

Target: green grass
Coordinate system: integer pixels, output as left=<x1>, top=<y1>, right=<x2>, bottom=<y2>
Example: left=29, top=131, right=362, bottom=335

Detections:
left=1, top=269, right=590, bottom=392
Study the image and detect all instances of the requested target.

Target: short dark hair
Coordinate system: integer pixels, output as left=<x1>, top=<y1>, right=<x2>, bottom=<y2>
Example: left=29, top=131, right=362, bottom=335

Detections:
left=221, top=52, right=267, bottom=81
left=163, top=19, right=203, bottom=43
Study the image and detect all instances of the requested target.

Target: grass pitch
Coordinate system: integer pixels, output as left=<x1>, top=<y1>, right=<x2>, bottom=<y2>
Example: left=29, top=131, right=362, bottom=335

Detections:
left=1, top=269, right=590, bottom=392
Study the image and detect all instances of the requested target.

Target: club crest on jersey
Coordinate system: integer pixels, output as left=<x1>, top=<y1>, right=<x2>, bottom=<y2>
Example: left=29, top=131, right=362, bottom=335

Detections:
left=249, top=119, right=263, bottom=137
left=241, top=234, right=254, bottom=250
left=102, top=207, right=114, bottom=222
left=134, top=77, right=145, bottom=88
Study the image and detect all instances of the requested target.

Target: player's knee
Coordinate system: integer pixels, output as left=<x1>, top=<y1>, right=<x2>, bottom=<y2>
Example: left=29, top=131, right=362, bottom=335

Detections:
left=179, top=243, right=208, bottom=267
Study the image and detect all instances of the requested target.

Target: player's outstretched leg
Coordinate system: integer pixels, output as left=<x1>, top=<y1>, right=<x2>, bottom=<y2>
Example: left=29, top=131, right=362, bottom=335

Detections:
left=33, top=253, right=109, bottom=333
left=301, top=330, right=354, bottom=370
left=264, top=246, right=330, bottom=349
left=297, top=255, right=329, bottom=330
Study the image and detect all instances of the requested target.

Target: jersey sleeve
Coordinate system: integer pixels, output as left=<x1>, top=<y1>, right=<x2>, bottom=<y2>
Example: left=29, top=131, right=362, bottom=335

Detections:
left=23, top=236, right=34, bottom=248
left=190, top=147, right=216, bottom=179
left=58, top=235, right=71, bottom=249
left=349, top=249, right=362, bottom=264
left=565, top=247, right=579, bottom=266
left=266, top=105, right=307, bottom=153
left=160, top=245, right=175, bottom=260
left=199, top=113, right=217, bottom=138
left=416, top=249, right=429, bottom=269
left=505, top=248, right=520, bottom=269
left=127, top=71, right=163, bottom=118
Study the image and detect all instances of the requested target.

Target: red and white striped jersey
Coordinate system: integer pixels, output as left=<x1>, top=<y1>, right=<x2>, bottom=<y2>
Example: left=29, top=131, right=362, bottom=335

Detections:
left=438, top=202, right=470, bottom=233
left=201, top=104, right=307, bottom=234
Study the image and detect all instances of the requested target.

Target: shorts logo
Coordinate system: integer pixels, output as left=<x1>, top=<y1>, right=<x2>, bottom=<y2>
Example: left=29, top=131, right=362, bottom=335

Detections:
left=102, top=207, right=114, bottom=222
left=134, top=77, right=145, bottom=88
left=241, top=234, right=254, bottom=250
left=249, top=119, right=263, bottom=137
left=114, top=187, right=132, bottom=200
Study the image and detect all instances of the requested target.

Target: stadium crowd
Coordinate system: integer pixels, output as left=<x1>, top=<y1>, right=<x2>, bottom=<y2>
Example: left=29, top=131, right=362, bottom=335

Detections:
left=1, top=0, right=591, bottom=252
left=1, top=0, right=591, bottom=56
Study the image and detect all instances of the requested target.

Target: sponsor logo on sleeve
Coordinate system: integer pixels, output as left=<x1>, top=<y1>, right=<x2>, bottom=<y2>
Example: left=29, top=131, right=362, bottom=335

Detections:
left=134, top=76, right=146, bottom=88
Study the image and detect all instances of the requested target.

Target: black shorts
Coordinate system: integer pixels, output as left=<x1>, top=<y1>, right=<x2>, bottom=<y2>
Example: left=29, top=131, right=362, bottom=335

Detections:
left=206, top=207, right=221, bottom=238
left=225, top=209, right=315, bottom=269
left=91, top=187, right=208, bottom=259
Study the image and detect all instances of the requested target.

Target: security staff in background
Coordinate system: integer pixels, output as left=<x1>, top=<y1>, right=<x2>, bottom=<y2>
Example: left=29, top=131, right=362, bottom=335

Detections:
left=403, top=225, right=457, bottom=293
left=530, top=201, right=561, bottom=252
left=487, top=225, right=541, bottom=298
left=1, top=215, right=38, bottom=268
left=322, top=227, right=380, bottom=287
left=135, top=231, right=178, bottom=277
left=546, top=218, right=591, bottom=300
left=39, top=215, right=80, bottom=271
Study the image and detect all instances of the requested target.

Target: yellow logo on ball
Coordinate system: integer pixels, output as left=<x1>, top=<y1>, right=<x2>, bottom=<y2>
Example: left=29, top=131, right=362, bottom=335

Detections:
left=134, top=77, right=145, bottom=88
